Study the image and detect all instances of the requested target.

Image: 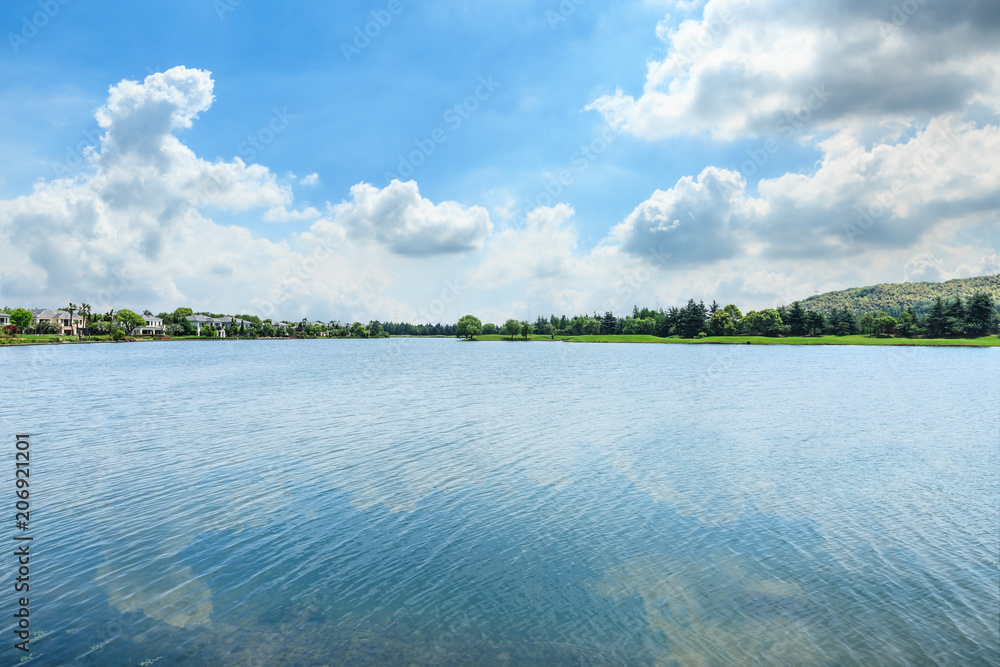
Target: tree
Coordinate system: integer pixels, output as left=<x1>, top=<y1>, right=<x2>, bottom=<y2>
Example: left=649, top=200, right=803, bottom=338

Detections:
left=520, top=321, right=534, bottom=340
left=64, top=302, right=79, bottom=337
left=368, top=320, right=385, bottom=338
left=580, top=317, right=601, bottom=335
left=79, top=303, right=92, bottom=339
left=115, top=309, right=145, bottom=335
left=173, top=307, right=194, bottom=320
left=742, top=309, right=784, bottom=336
left=944, top=297, right=966, bottom=337
left=859, top=314, right=876, bottom=336
left=482, top=323, right=498, bottom=335
left=9, top=308, right=32, bottom=336
left=455, top=314, right=483, bottom=340
left=786, top=302, right=807, bottom=336
left=350, top=322, right=368, bottom=338
left=964, top=292, right=997, bottom=337
left=678, top=299, right=708, bottom=338
left=925, top=297, right=947, bottom=337
left=874, top=315, right=897, bottom=336
left=503, top=319, right=521, bottom=340
left=709, top=310, right=736, bottom=336
left=805, top=311, right=826, bottom=336
left=895, top=310, right=917, bottom=337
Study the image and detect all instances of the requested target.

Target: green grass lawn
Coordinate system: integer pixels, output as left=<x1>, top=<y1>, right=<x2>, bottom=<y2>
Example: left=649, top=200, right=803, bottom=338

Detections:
left=564, top=334, right=1000, bottom=346
left=467, top=334, right=570, bottom=342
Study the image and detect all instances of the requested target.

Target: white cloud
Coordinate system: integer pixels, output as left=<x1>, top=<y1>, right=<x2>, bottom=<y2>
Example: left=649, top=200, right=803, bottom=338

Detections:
left=0, top=68, right=478, bottom=322
left=262, top=206, right=322, bottom=223
left=471, top=204, right=580, bottom=287
left=331, top=180, right=492, bottom=257
left=589, top=0, right=1000, bottom=141
left=300, top=172, right=320, bottom=187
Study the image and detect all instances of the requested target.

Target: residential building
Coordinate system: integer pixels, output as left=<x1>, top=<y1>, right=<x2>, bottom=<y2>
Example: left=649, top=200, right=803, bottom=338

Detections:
left=132, top=315, right=164, bottom=336
left=0, top=312, right=9, bottom=327
left=31, top=308, right=83, bottom=335
left=186, top=314, right=227, bottom=336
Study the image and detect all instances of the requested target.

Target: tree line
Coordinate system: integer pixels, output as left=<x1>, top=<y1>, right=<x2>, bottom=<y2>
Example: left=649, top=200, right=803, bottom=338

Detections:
left=441, top=293, right=998, bottom=340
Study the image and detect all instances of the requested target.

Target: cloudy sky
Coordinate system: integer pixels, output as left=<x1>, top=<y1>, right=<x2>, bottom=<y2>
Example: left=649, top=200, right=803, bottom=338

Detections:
left=1, top=0, right=997, bottom=324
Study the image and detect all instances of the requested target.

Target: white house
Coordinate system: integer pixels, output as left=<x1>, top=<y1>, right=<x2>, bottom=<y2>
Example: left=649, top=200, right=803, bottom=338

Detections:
left=186, top=314, right=227, bottom=336
left=0, top=312, right=10, bottom=327
left=132, top=315, right=164, bottom=336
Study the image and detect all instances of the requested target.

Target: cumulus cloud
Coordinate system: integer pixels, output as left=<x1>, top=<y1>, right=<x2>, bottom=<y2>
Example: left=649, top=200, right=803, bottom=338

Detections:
left=471, top=204, right=580, bottom=287
left=589, top=0, right=1000, bottom=140
left=300, top=172, right=320, bottom=187
left=0, top=68, right=474, bottom=322
left=610, top=167, right=753, bottom=264
left=331, top=180, right=492, bottom=257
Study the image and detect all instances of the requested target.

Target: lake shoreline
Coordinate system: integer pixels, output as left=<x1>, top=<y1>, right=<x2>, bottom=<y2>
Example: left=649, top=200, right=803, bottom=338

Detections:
left=3, top=334, right=998, bottom=349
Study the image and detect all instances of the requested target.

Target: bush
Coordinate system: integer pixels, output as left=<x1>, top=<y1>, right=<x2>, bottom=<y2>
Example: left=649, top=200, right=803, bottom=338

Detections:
left=695, top=332, right=708, bottom=339
left=111, top=329, right=125, bottom=342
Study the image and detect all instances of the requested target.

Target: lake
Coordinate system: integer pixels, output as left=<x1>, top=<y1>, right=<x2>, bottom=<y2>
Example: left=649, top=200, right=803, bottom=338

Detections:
left=2, top=339, right=998, bottom=665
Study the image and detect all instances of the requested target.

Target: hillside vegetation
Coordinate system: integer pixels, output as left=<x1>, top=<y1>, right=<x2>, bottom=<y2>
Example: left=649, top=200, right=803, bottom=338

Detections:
left=800, top=275, right=1000, bottom=317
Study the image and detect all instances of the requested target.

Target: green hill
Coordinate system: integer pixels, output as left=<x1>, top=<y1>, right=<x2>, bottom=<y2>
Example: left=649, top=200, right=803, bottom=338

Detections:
left=800, top=275, right=1000, bottom=317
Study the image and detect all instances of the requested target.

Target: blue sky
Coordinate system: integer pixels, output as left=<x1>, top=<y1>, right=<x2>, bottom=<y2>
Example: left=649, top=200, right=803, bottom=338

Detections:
left=1, top=0, right=997, bottom=323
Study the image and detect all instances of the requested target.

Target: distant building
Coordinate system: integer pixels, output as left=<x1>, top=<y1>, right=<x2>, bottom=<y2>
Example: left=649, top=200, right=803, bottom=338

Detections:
left=31, top=308, right=83, bottom=336
left=132, top=315, right=164, bottom=336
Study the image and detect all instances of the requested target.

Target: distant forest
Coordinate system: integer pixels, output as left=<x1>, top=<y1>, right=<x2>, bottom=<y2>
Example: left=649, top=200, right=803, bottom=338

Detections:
left=383, top=275, right=1000, bottom=339
left=800, top=275, right=1000, bottom=317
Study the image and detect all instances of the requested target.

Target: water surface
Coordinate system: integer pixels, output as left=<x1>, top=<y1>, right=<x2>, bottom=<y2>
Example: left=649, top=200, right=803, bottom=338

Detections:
left=2, top=339, right=998, bottom=665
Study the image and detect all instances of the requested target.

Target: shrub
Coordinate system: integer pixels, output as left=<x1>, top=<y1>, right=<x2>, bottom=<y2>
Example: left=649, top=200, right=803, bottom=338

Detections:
left=695, top=332, right=708, bottom=339
left=111, top=329, right=125, bottom=342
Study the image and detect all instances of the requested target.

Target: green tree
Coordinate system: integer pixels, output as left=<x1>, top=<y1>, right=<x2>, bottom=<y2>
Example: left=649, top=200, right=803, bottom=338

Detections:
left=455, top=314, right=483, bottom=340
left=9, top=308, right=32, bottom=336
left=503, top=319, right=521, bottom=340
left=944, top=297, right=966, bottom=337
left=368, top=320, right=385, bottom=338
left=482, top=323, right=498, bottom=335
left=874, top=315, right=897, bottom=336
left=709, top=310, right=736, bottom=336
left=925, top=297, right=947, bottom=337
left=964, top=292, right=996, bottom=337
left=804, top=311, right=826, bottom=336
left=581, top=317, right=601, bottom=335
left=786, top=302, right=807, bottom=336
left=114, top=309, right=145, bottom=335
left=520, top=321, right=534, bottom=339
left=63, top=302, right=79, bottom=337
left=350, top=322, right=368, bottom=338
left=173, top=307, right=194, bottom=320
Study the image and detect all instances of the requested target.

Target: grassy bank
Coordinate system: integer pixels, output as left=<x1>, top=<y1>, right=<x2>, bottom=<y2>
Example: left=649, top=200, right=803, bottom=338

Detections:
left=468, top=334, right=570, bottom=342
left=563, top=334, right=1000, bottom=346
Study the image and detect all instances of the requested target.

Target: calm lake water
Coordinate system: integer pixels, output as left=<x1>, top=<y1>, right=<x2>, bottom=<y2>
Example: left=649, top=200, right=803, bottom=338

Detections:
left=2, top=339, right=998, bottom=665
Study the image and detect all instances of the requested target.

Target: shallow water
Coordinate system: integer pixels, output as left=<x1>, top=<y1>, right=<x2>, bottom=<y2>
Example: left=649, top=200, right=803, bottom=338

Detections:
left=2, top=338, right=998, bottom=665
